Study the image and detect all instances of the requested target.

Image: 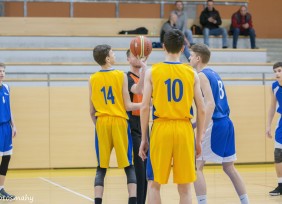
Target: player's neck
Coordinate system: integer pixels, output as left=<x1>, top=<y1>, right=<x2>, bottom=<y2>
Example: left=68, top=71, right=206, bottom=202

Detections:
left=196, top=63, right=208, bottom=72
left=130, top=67, right=140, bottom=76
left=101, top=63, right=113, bottom=70
left=165, top=54, right=181, bottom=62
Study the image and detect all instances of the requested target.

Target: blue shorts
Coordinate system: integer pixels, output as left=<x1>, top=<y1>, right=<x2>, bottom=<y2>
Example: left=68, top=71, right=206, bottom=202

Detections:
left=0, top=122, right=13, bottom=156
left=275, top=116, right=282, bottom=148
left=197, top=117, right=236, bottom=163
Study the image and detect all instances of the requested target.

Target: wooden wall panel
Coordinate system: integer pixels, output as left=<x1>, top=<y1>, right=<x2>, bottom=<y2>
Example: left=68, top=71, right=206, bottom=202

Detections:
left=49, top=87, right=96, bottom=168
left=27, top=2, right=70, bottom=17
left=119, top=3, right=160, bottom=18
left=4, top=2, right=24, bottom=17
left=74, top=3, right=115, bottom=18
left=226, top=86, right=266, bottom=163
left=9, top=87, right=50, bottom=169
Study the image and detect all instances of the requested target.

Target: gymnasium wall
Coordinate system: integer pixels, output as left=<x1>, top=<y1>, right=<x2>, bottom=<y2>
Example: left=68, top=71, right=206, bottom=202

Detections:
left=3, top=0, right=282, bottom=38
left=8, top=85, right=275, bottom=169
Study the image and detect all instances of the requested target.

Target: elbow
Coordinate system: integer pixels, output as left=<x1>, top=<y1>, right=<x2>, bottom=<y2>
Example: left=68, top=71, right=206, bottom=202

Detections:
left=141, top=103, right=150, bottom=114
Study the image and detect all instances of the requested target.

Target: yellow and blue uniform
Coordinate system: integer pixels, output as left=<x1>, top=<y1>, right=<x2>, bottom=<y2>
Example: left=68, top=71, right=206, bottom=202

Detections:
left=90, top=69, right=133, bottom=168
left=147, top=62, right=196, bottom=184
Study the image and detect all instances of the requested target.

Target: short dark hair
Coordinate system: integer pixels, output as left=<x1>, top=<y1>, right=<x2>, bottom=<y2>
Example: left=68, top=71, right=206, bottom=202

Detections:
left=93, top=44, right=111, bottom=66
left=126, top=49, right=131, bottom=58
left=207, top=0, right=213, bottom=3
left=175, top=1, right=183, bottom=5
left=191, top=43, right=211, bottom=64
left=0, top=62, right=6, bottom=69
left=273, top=62, right=282, bottom=70
left=163, top=29, right=184, bottom=54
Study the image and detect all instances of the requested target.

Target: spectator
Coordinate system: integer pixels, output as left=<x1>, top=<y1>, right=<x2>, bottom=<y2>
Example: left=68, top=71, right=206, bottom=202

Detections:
left=230, top=6, right=257, bottom=49
left=171, top=1, right=195, bottom=46
left=160, top=13, right=191, bottom=61
left=200, top=0, right=228, bottom=48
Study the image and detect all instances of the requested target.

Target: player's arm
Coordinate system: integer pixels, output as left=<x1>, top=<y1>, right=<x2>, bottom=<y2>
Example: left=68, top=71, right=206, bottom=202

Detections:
left=198, top=72, right=215, bottom=131
left=139, top=69, right=152, bottom=161
left=266, top=87, right=277, bottom=139
left=130, top=61, right=147, bottom=95
left=123, top=73, right=141, bottom=111
left=193, top=73, right=206, bottom=158
left=88, top=79, right=97, bottom=125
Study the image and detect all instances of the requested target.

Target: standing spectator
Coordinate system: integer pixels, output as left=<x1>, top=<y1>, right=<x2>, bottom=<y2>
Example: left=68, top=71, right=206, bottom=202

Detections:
left=200, top=0, right=228, bottom=48
left=230, top=6, right=257, bottom=49
left=171, top=1, right=195, bottom=46
left=160, top=13, right=191, bottom=61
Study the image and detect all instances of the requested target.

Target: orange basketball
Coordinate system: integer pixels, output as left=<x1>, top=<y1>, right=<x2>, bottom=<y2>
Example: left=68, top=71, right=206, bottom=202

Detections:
left=130, top=36, right=152, bottom=59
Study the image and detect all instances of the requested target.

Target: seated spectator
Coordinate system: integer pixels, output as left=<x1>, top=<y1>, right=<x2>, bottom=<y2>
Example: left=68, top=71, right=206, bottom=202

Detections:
left=171, top=0, right=195, bottom=46
left=160, top=13, right=190, bottom=61
left=230, top=6, right=258, bottom=49
left=200, top=0, right=228, bottom=48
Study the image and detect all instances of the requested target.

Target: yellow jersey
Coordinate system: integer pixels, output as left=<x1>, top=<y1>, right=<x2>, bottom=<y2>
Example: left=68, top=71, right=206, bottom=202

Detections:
left=90, top=69, right=128, bottom=119
left=151, top=62, right=194, bottom=120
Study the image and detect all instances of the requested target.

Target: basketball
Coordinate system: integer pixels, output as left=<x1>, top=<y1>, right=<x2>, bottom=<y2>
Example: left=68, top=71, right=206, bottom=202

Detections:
left=130, top=36, right=152, bottom=59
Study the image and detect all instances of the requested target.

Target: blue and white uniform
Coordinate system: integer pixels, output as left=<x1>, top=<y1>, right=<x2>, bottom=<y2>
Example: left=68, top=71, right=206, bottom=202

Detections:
left=0, top=84, right=13, bottom=156
left=272, top=81, right=282, bottom=149
left=198, top=68, right=236, bottom=163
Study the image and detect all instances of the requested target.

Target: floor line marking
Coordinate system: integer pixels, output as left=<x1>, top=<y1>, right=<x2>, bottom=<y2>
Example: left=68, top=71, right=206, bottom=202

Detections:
left=39, top=177, right=93, bottom=202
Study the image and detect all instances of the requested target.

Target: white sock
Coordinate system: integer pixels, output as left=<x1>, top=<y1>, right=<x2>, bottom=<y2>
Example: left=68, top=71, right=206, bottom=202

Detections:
left=239, top=194, right=249, bottom=204
left=278, top=177, right=282, bottom=184
left=197, top=195, right=207, bottom=204
left=0, top=185, right=3, bottom=190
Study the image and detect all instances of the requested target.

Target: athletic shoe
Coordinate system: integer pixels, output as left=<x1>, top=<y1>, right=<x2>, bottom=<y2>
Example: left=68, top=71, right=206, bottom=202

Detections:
left=0, top=188, right=15, bottom=199
left=269, top=186, right=282, bottom=196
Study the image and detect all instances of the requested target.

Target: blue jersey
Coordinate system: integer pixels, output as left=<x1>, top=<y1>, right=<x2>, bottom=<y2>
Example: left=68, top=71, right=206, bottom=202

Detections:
left=272, top=81, right=282, bottom=114
left=0, top=84, right=11, bottom=123
left=201, top=68, right=230, bottom=119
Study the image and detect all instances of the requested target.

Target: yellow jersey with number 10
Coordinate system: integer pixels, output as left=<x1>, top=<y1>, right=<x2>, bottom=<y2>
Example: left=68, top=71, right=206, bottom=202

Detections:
left=90, top=69, right=128, bottom=119
left=151, top=62, right=194, bottom=120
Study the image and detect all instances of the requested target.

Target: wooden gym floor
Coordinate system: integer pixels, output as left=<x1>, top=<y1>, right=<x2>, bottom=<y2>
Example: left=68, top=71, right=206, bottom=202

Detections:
left=2, top=164, right=282, bottom=204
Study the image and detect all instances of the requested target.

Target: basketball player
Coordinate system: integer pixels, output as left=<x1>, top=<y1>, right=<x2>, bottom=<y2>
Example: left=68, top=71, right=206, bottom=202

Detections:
left=89, top=45, right=141, bottom=204
left=126, top=49, right=148, bottom=204
left=139, top=29, right=206, bottom=204
left=189, top=44, right=249, bottom=204
left=0, top=63, right=16, bottom=200
left=266, top=62, right=282, bottom=196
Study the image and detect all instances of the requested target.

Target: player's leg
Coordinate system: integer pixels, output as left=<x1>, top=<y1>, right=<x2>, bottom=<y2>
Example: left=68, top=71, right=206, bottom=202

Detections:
left=203, top=28, right=210, bottom=46
left=131, top=129, right=147, bottom=204
left=222, top=162, right=249, bottom=204
left=0, top=123, right=14, bottom=199
left=178, top=184, right=192, bottom=204
left=124, top=165, right=137, bottom=204
left=269, top=148, right=282, bottom=195
left=194, top=160, right=207, bottom=204
left=94, top=117, right=113, bottom=203
left=147, top=181, right=161, bottom=204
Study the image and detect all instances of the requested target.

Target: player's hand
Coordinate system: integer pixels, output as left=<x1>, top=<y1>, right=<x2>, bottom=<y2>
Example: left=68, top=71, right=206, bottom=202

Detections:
left=12, top=126, right=17, bottom=138
left=195, top=141, right=202, bottom=159
left=208, top=17, right=214, bottom=22
left=266, top=127, right=272, bottom=139
left=139, top=140, right=149, bottom=161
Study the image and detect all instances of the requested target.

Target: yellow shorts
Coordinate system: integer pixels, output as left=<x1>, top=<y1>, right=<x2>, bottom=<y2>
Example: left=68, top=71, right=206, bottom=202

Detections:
left=95, top=116, right=133, bottom=168
left=147, top=119, right=196, bottom=184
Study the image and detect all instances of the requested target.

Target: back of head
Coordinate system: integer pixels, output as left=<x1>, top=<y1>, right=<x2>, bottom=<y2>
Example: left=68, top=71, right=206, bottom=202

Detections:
left=163, top=29, right=184, bottom=54
left=273, top=62, right=282, bottom=70
left=191, top=43, right=211, bottom=64
left=93, top=44, right=111, bottom=66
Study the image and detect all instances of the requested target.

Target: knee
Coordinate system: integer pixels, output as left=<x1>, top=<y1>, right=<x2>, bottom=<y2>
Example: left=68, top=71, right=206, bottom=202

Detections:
left=222, top=163, right=235, bottom=175
left=94, top=166, right=107, bottom=187
left=177, top=184, right=190, bottom=196
left=274, top=148, right=282, bottom=163
left=203, top=28, right=209, bottom=36
left=185, top=29, right=192, bottom=36
left=125, top=165, right=137, bottom=184
left=233, top=28, right=240, bottom=35
left=249, top=28, right=256, bottom=36
left=149, top=181, right=161, bottom=191
left=221, top=28, right=227, bottom=36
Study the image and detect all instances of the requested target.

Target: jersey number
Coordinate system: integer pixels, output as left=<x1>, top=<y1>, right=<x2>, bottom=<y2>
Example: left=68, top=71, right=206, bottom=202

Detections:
left=217, top=80, right=225, bottom=99
left=101, top=86, right=115, bottom=104
left=165, top=79, right=183, bottom=102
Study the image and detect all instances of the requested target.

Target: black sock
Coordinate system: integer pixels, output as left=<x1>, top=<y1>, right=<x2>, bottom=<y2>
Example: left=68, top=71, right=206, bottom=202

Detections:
left=128, top=197, right=137, bottom=204
left=95, top=198, right=102, bottom=204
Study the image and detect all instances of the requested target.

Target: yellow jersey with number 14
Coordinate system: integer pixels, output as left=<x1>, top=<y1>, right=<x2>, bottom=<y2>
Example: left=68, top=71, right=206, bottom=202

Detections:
left=151, top=62, right=194, bottom=120
left=89, top=69, right=128, bottom=119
